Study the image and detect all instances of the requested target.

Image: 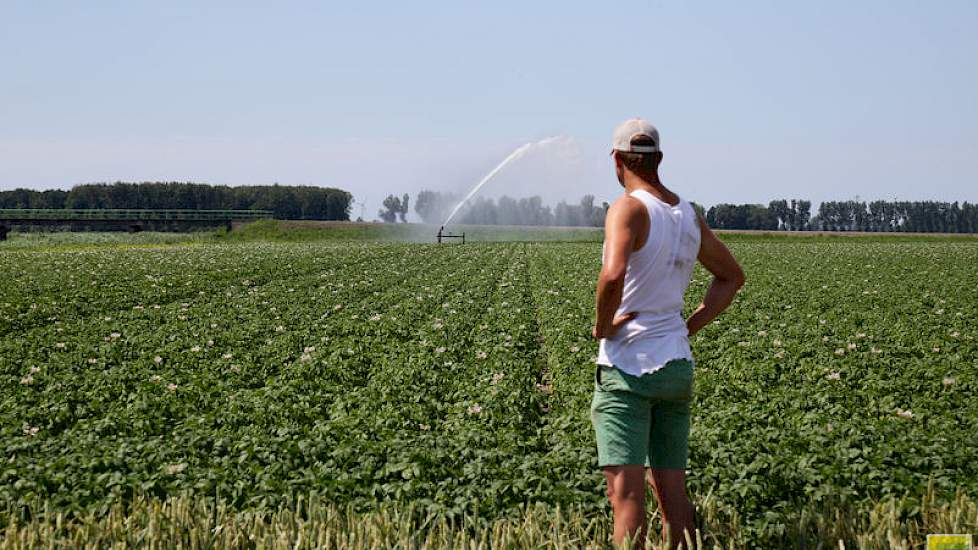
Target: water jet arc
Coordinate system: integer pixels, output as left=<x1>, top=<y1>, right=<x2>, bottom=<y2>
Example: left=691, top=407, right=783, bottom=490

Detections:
left=440, top=137, right=560, bottom=229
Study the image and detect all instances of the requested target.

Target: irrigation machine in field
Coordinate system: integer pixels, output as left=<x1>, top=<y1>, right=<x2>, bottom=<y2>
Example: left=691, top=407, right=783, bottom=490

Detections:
left=436, top=226, right=464, bottom=244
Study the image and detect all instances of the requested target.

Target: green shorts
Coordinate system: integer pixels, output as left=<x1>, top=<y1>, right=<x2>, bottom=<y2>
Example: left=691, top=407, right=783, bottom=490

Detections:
left=590, top=359, right=694, bottom=469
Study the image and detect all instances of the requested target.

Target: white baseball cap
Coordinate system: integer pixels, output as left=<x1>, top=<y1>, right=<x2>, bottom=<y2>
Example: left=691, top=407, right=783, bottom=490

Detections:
left=612, top=118, right=660, bottom=153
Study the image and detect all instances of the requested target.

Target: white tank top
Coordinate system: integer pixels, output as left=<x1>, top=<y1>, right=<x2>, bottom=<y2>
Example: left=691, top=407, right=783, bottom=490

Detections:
left=596, top=189, right=702, bottom=376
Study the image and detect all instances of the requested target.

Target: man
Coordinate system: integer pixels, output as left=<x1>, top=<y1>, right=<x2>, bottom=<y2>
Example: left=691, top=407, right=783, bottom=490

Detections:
left=591, top=118, right=745, bottom=549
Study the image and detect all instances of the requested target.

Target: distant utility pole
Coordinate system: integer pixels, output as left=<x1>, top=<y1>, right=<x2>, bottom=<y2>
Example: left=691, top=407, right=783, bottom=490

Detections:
left=355, top=201, right=365, bottom=221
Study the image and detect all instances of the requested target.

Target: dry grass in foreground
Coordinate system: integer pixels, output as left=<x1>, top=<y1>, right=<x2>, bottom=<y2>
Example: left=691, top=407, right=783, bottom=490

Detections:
left=1, top=486, right=975, bottom=549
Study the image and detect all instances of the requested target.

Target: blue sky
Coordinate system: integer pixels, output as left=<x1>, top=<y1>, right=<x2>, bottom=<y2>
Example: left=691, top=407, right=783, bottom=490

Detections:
left=1, top=1, right=976, bottom=220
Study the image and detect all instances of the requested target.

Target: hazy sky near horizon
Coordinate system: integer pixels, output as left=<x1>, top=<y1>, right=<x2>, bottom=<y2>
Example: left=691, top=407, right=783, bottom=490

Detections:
left=2, top=1, right=976, bottom=221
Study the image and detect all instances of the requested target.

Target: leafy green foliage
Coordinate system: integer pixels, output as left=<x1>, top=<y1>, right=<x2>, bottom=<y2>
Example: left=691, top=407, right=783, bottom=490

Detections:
left=1, top=237, right=975, bottom=547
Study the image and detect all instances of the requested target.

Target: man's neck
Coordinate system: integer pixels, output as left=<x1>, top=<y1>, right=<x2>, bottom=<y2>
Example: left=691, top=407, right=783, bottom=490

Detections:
left=622, top=172, right=679, bottom=205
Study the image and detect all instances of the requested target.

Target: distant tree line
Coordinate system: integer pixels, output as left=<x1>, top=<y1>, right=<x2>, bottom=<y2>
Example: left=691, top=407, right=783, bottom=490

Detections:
left=378, top=194, right=410, bottom=223
left=390, top=190, right=978, bottom=233
left=0, top=182, right=352, bottom=221
left=8, top=183, right=974, bottom=232
left=707, top=199, right=978, bottom=233
left=707, top=200, right=812, bottom=231
left=403, top=190, right=610, bottom=227
left=811, top=200, right=978, bottom=233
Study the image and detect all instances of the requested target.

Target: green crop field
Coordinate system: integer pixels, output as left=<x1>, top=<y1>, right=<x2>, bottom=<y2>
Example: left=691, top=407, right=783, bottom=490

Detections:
left=1, top=231, right=976, bottom=548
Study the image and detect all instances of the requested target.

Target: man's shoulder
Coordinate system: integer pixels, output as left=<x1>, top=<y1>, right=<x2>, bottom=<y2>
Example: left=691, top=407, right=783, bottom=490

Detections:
left=605, top=193, right=649, bottom=235
left=609, top=193, right=646, bottom=215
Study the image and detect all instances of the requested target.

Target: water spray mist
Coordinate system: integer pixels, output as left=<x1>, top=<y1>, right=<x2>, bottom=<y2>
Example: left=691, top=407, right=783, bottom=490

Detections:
left=440, top=136, right=565, bottom=229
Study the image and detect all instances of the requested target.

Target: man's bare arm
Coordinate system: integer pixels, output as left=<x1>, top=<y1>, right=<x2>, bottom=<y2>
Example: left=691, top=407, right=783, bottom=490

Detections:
left=686, top=215, right=745, bottom=337
left=593, top=197, right=643, bottom=339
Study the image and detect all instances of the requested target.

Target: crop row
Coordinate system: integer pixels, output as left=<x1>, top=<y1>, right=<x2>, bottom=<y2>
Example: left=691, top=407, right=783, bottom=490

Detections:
left=2, top=238, right=976, bottom=547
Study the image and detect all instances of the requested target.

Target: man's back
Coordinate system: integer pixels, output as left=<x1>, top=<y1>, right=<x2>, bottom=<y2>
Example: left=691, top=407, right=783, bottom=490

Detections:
left=597, top=188, right=701, bottom=377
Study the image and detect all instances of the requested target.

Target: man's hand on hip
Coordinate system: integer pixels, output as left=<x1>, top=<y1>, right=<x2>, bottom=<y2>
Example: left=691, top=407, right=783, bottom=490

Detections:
left=593, top=312, right=637, bottom=340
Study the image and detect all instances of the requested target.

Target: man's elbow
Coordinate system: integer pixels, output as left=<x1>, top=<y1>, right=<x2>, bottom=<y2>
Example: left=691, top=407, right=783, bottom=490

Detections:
left=717, top=265, right=745, bottom=290
left=730, top=266, right=745, bottom=289
left=598, top=268, right=626, bottom=289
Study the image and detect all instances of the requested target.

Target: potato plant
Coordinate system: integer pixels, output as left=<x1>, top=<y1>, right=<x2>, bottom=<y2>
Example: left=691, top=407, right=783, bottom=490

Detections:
left=1, top=237, right=975, bottom=546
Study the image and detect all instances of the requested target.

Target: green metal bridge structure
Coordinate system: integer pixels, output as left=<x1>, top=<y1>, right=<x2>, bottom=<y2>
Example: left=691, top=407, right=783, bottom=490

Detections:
left=0, top=209, right=274, bottom=240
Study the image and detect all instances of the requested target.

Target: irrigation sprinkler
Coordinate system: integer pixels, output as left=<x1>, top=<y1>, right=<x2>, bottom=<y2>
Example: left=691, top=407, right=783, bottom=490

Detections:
left=0, top=209, right=272, bottom=237
left=436, top=226, right=464, bottom=244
